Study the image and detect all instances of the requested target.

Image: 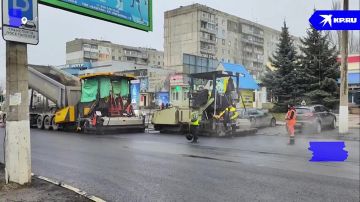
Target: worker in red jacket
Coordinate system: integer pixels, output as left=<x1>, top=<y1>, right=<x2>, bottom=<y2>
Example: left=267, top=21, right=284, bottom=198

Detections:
left=285, top=104, right=297, bottom=144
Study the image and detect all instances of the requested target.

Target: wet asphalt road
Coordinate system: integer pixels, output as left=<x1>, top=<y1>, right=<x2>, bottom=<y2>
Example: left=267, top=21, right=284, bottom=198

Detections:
left=0, top=127, right=359, bottom=202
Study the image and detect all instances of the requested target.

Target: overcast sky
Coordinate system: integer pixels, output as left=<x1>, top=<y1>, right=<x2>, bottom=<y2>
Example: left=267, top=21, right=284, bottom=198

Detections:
left=0, top=0, right=359, bottom=85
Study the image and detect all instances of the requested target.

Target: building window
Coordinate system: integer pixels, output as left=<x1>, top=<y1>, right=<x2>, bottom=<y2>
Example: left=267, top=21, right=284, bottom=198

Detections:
left=222, top=39, right=225, bottom=45
left=84, top=51, right=91, bottom=58
left=172, top=90, right=179, bottom=101
left=201, top=21, right=207, bottom=29
left=112, top=56, right=115, bottom=60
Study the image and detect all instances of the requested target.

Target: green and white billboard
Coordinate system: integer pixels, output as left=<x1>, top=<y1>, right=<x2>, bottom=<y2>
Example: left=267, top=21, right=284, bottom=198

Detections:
left=40, top=0, right=152, bottom=31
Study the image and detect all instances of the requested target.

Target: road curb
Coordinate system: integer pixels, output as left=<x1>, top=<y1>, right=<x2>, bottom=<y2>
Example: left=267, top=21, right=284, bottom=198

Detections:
left=31, top=173, right=106, bottom=202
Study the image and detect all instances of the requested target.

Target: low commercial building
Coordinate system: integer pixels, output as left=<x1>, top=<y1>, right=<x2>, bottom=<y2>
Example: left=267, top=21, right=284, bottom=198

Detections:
left=338, top=54, right=360, bottom=106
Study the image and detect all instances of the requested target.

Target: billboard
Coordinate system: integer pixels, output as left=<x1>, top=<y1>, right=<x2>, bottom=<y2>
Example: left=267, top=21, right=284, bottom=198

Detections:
left=40, top=0, right=152, bottom=31
left=130, top=80, right=140, bottom=109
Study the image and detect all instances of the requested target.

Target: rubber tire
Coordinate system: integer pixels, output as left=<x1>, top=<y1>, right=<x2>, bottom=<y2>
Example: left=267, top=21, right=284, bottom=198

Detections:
left=43, top=116, right=51, bottom=130
left=270, top=118, right=276, bottom=127
left=51, top=116, right=59, bottom=131
left=2, top=114, right=6, bottom=125
left=250, top=117, right=256, bottom=128
left=37, top=116, right=44, bottom=129
left=154, top=124, right=161, bottom=131
left=186, top=133, right=194, bottom=141
left=330, top=118, right=336, bottom=129
left=314, top=121, right=322, bottom=134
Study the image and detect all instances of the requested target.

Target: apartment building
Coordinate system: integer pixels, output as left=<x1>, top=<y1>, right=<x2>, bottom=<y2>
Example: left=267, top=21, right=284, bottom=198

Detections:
left=164, top=4, right=299, bottom=80
left=66, top=38, right=164, bottom=68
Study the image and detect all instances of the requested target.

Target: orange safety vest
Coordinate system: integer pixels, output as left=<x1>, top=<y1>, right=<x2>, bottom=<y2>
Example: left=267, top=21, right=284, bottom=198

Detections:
left=286, top=109, right=297, bottom=124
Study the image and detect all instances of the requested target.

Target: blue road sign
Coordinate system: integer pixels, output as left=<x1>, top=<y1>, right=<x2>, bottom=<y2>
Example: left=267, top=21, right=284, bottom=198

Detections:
left=9, top=0, right=34, bottom=27
left=309, top=10, right=360, bottom=31
left=2, top=0, right=39, bottom=44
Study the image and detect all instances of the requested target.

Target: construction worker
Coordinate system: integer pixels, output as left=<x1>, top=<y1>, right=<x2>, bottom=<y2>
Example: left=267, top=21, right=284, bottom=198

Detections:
left=285, top=104, right=297, bottom=144
left=214, top=103, right=239, bottom=134
left=187, top=111, right=201, bottom=143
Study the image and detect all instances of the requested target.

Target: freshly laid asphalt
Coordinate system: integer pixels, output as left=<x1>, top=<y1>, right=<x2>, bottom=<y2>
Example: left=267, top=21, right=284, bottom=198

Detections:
left=0, top=126, right=359, bottom=202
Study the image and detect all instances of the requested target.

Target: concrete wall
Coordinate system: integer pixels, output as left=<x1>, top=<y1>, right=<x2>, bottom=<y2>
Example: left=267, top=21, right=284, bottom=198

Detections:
left=164, top=6, right=200, bottom=72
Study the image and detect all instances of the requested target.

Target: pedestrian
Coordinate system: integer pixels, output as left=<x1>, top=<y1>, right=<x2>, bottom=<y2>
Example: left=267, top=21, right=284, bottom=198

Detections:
left=285, top=104, right=297, bottom=144
left=214, top=103, right=239, bottom=134
left=187, top=111, right=201, bottom=143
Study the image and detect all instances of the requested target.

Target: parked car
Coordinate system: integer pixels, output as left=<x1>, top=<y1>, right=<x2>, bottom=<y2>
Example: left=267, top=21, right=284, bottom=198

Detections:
left=238, top=108, right=276, bottom=128
left=295, top=105, right=336, bottom=134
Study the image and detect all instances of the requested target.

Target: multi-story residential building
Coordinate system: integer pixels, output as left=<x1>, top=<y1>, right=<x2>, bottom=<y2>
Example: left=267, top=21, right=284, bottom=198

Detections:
left=164, top=4, right=299, bottom=80
left=66, top=38, right=164, bottom=68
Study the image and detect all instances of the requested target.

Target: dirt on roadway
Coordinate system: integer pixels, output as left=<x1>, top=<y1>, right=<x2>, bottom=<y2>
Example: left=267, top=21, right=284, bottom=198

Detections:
left=0, top=163, right=90, bottom=202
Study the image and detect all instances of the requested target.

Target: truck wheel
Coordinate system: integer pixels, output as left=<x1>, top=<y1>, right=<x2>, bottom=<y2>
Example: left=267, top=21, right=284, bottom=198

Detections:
left=330, top=118, right=336, bottom=129
left=154, top=124, right=161, bottom=131
left=270, top=118, right=276, bottom=127
left=314, top=121, right=322, bottom=134
left=2, top=114, right=6, bottom=125
left=37, top=116, right=44, bottom=129
left=44, top=116, right=51, bottom=130
left=51, top=116, right=59, bottom=131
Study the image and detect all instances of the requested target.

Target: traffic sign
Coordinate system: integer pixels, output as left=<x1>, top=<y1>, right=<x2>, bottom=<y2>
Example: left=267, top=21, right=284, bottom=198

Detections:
left=2, top=0, right=39, bottom=44
left=309, top=10, right=360, bottom=31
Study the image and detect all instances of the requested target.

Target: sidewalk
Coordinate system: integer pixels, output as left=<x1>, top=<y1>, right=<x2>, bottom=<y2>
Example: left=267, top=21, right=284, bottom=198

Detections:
left=0, top=163, right=91, bottom=202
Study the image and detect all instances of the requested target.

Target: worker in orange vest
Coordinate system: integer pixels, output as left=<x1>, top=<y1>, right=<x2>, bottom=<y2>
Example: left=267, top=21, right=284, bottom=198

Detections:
left=285, top=104, right=297, bottom=144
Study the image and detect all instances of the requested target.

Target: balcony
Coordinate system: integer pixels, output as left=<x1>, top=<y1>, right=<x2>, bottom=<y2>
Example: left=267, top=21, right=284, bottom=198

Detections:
left=200, top=47, right=216, bottom=55
left=123, top=51, right=148, bottom=59
left=200, top=27, right=217, bottom=35
left=200, top=36, right=216, bottom=44
left=200, top=15, right=216, bottom=24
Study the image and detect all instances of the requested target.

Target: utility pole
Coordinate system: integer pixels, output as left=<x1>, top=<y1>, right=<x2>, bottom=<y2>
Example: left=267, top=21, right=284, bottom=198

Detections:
left=339, top=0, right=349, bottom=135
left=4, top=41, right=31, bottom=184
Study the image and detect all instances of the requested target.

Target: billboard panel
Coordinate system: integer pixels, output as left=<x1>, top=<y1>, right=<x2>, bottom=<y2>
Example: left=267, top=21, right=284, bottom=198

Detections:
left=40, top=0, right=152, bottom=31
left=131, top=80, right=140, bottom=109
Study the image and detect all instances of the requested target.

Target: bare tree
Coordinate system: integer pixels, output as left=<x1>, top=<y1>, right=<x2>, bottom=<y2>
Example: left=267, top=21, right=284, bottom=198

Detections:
left=326, top=0, right=360, bottom=54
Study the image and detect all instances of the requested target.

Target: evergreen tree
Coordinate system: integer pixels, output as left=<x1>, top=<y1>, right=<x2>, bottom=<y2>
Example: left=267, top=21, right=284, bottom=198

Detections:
left=298, top=25, right=340, bottom=109
left=263, top=21, right=299, bottom=112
